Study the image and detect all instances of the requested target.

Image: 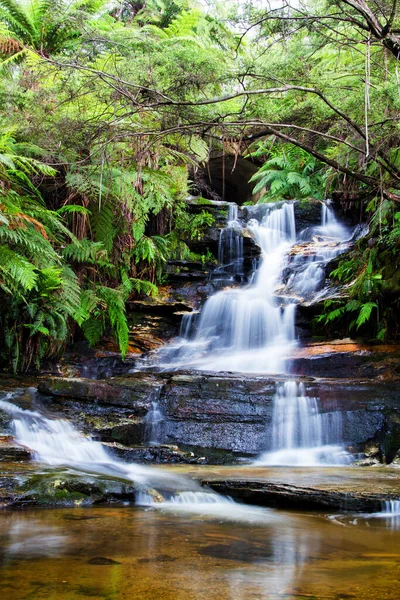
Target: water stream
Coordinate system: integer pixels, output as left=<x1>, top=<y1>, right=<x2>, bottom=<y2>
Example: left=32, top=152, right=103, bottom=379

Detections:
left=153, top=200, right=352, bottom=374
left=144, top=386, right=164, bottom=446
left=0, top=396, right=272, bottom=519
left=256, top=381, right=352, bottom=466
left=0, top=397, right=207, bottom=501
left=1, top=505, right=400, bottom=600
left=217, top=203, right=244, bottom=277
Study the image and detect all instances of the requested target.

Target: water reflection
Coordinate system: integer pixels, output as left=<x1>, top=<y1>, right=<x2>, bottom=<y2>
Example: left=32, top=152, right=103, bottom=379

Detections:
left=1, top=518, right=68, bottom=558
left=336, top=501, right=400, bottom=531
left=1, top=507, right=400, bottom=600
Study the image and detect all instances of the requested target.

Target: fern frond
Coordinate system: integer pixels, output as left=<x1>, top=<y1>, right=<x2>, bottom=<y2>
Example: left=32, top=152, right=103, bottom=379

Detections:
left=355, top=302, right=377, bottom=329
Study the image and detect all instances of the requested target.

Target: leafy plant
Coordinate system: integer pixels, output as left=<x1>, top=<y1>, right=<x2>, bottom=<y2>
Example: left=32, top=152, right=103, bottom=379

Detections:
left=250, top=145, right=327, bottom=203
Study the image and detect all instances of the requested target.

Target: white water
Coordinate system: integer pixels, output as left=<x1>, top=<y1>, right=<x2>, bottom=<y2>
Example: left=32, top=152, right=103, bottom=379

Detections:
left=217, top=203, right=244, bottom=276
left=382, top=500, right=400, bottom=514
left=136, top=489, right=286, bottom=524
left=151, top=201, right=353, bottom=374
left=144, top=400, right=164, bottom=446
left=156, top=202, right=297, bottom=373
left=377, top=501, right=400, bottom=529
left=285, top=201, right=351, bottom=300
left=349, top=500, right=400, bottom=530
left=0, top=396, right=284, bottom=521
left=256, top=381, right=352, bottom=466
left=0, top=397, right=196, bottom=492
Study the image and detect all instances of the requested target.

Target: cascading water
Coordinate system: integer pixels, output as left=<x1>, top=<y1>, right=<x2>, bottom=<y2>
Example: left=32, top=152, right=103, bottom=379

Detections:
left=156, top=202, right=298, bottom=373
left=382, top=500, right=400, bottom=514
left=285, top=201, right=351, bottom=300
left=144, top=396, right=164, bottom=446
left=0, top=397, right=207, bottom=495
left=150, top=200, right=354, bottom=374
left=256, top=381, right=352, bottom=466
left=0, top=396, right=258, bottom=515
left=379, top=500, right=400, bottom=529
left=217, top=203, right=244, bottom=277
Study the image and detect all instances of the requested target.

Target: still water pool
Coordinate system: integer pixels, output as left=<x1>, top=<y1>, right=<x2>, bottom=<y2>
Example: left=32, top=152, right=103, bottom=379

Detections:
left=1, top=504, right=400, bottom=600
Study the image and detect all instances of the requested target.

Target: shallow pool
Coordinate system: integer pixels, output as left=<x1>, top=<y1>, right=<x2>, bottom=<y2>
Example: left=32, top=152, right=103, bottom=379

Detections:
left=1, top=504, right=400, bottom=600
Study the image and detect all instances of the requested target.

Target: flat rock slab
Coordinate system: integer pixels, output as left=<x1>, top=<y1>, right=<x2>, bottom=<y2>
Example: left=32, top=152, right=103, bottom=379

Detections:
left=203, top=479, right=391, bottom=512
left=197, top=465, right=400, bottom=512
left=291, top=341, right=400, bottom=379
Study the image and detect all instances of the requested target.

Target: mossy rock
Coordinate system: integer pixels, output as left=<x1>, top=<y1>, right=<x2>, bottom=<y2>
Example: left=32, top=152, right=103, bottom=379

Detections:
left=16, top=471, right=137, bottom=506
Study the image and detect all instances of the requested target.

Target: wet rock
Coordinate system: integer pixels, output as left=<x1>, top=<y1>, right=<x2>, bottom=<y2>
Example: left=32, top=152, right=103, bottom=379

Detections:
left=87, top=557, right=121, bottom=565
left=35, top=370, right=400, bottom=459
left=164, top=259, right=216, bottom=283
left=294, top=199, right=323, bottom=234
left=291, top=342, right=400, bottom=379
left=144, top=488, right=165, bottom=503
left=60, top=345, right=136, bottom=379
left=354, top=441, right=383, bottom=466
left=9, top=471, right=137, bottom=507
left=38, top=376, right=158, bottom=412
left=104, top=442, right=207, bottom=464
left=389, top=450, right=400, bottom=467
left=355, top=456, right=382, bottom=467
left=99, top=421, right=145, bottom=445
left=203, top=480, right=391, bottom=512
left=0, top=436, right=32, bottom=462
left=378, top=409, right=400, bottom=464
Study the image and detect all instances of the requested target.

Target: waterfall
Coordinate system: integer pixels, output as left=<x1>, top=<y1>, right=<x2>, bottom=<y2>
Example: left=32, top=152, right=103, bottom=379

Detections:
left=256, top=381, right=352, bottom=466
left=380, top=500, right=400, bottom=529
left=382, top=500, right=400, bottom=514
left=144, top=389, right=164, bottom=446
left=156, top=201, right=298, bottom=373
left=0, top=398, right=197, bottom=491
left=285, top=202, right=351, bottom=300
left=217, top=202, right=244, bottom=276
left=1, top=397, right=267, bottom=516
left=149, top=200, right=354, bottom=373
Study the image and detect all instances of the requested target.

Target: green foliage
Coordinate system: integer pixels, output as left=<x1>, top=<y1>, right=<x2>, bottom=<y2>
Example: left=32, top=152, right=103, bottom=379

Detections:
left=0, top=0, right=100, bottom=57
left=174, top=208, right=215, bottom=241
left=317, top=245, right=388, bottom=339
left=250, top=145, right=327, bottom=202
left=3, top=0, right=400, bottom=370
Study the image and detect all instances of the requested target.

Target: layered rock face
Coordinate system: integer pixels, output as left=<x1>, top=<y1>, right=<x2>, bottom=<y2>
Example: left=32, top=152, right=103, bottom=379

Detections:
left=125, top=198, right=262, bottom=355
left=34, top=370, right=399, bottom=462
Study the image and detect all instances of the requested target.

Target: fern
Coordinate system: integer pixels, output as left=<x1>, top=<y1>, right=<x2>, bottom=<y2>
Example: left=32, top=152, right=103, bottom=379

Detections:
left=62, top=239, right=108, bottom=263
left=250, top=145, right=326, bottom=202
left=131, top=278, right=158, bottom=297
left=355, top=302, right=377, bottom=329
left=0, top=244, right=37, bottom=292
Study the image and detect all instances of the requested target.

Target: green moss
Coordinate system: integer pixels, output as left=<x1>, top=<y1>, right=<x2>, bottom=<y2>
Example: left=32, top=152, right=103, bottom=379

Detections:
left=195, top=197, right=214, bottom=206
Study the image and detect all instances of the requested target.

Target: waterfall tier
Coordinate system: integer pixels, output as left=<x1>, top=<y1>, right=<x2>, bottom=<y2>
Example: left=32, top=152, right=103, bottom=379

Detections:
left=150, top=200, right=352, bottom=374
left=256, top=381, right=352, bottom=466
